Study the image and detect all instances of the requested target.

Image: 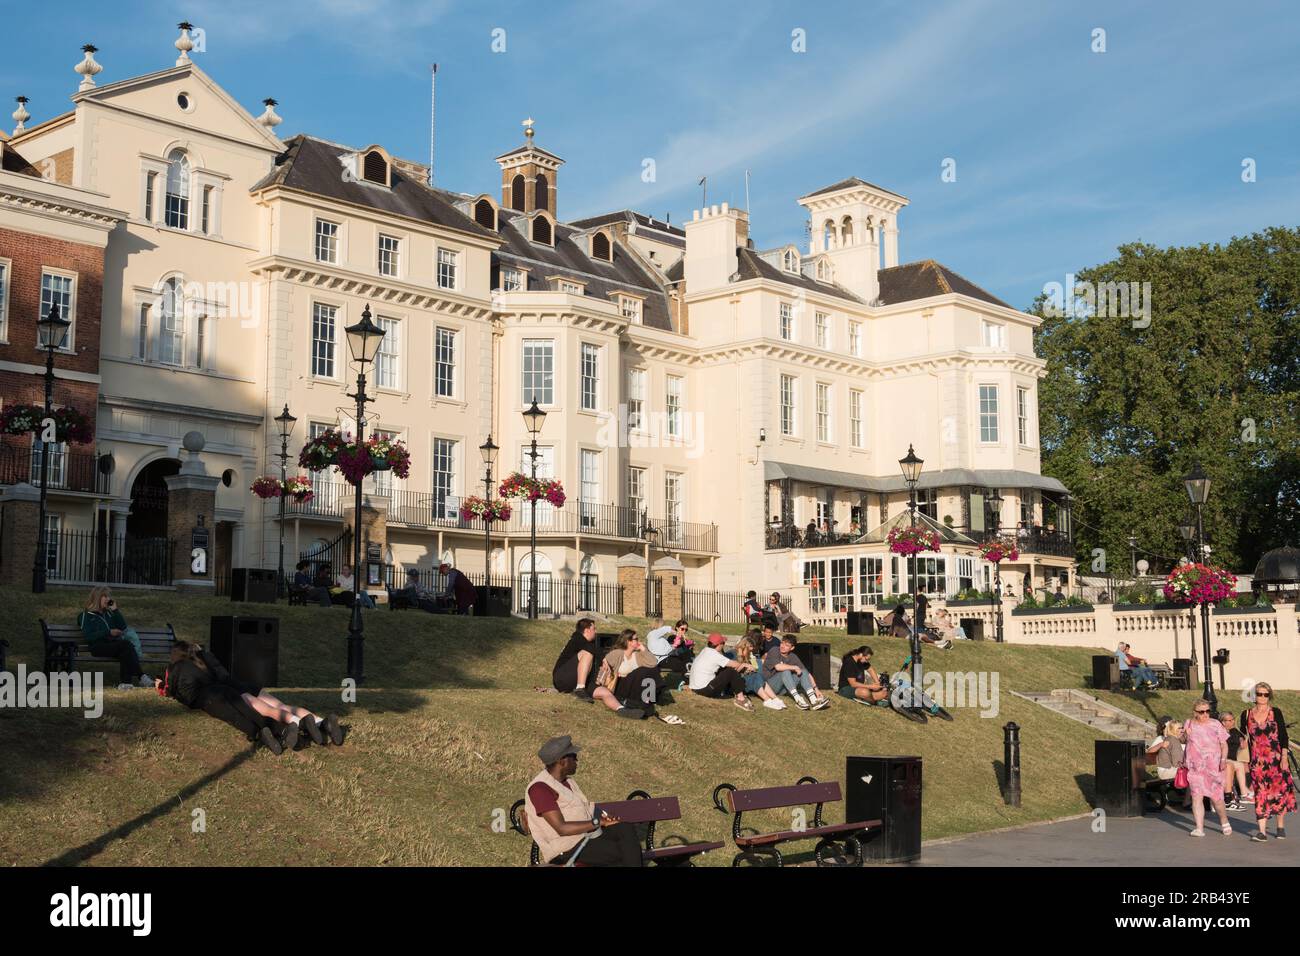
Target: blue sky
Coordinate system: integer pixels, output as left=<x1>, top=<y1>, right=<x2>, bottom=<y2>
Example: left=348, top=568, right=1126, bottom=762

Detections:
left=3, top=0, right=1297, bottom=309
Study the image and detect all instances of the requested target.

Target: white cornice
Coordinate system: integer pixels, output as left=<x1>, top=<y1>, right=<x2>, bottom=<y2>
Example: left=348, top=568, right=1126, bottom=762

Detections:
left=0, top=176, right=125, bottom=231
left=250, top=255, right=495, bottom=320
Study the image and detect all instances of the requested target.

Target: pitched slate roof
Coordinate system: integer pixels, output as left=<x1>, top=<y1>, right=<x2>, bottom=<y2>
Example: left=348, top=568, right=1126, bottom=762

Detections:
left=567, top=209, right=686, bottom=247
left=493, top=208, right=674, bottom=331
left=735, top=247, right=864, bottom=303
left=799, top=176, right=908, bottom=202
left=250, top=135, right=493, bottom=238
left=877, top=259, right=1012, bottom=309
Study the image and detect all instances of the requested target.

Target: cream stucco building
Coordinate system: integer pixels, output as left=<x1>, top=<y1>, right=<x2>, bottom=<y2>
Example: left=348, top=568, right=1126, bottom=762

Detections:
left=2, top=33, right=1076, bottom=615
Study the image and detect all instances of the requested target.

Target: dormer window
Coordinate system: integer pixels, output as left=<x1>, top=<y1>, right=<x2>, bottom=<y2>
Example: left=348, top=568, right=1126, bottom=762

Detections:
left=782, top=248, right=799, bottom=273
left=474, top=197, right=497, bottom=230
left=362, top=149, right=390, bottom=186
left=532, top=215, right=553, bottom=246
left=553, top=277, right=584, bottom=295
left=816, top=258, right=832, bottom=282
left=619, top=295, right=642, bottom=323
left=590, top=232, right=612, bottom=262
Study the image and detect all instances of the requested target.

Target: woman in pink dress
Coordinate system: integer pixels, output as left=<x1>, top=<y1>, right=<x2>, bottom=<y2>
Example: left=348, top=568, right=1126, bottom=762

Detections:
left=1182, top=702, right=1231, bottom=837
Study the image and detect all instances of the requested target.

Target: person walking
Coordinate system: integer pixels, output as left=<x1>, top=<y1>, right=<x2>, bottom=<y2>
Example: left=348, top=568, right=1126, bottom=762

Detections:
left=1241, top=683, right=1294, bottom=842
left=1182, top=702, right=1232, bottom=838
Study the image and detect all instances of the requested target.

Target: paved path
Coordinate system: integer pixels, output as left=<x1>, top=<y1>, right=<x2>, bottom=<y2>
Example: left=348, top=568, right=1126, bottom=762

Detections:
left=919, top=805, right=1296, bottom=866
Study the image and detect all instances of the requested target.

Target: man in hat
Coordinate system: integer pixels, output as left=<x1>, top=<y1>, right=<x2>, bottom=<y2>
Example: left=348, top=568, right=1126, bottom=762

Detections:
left=688, top=633, right=755, bottom=711
left=522, top=736, right=643, bottom=866
left=440, top=562, right=477, bottom=615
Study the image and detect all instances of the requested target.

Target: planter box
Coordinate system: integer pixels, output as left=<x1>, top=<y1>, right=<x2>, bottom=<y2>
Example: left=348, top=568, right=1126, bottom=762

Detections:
left=1213, top=605, right=1276, bottom=615
left=1011, top=604, right=1095, bottom=616
left=944, top=598, right=997, bottom=607
left=1113, top=602, right=1187, bottom=612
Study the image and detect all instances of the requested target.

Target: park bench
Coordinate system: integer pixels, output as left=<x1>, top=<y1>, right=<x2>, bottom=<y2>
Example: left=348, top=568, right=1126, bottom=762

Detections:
left=711, top=776, right=881, bottom=867
left=40, top=619, right=176, bottom=673
left=509, top=790, right=723, bottom=866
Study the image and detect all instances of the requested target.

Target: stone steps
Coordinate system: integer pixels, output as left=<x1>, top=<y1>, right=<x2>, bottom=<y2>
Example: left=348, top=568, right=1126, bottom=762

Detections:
left=1014, top=689, right=1155, bottom=739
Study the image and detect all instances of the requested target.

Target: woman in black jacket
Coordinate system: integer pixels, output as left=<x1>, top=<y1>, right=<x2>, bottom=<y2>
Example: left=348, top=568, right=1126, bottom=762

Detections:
left=157, top=642, right=344, bottom=753
left=1241, top=682, right=1295, bottom=842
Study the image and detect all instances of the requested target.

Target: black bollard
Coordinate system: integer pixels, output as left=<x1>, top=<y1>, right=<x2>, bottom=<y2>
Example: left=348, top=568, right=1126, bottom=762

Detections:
left=1003, top=721, right=1021, bottom=807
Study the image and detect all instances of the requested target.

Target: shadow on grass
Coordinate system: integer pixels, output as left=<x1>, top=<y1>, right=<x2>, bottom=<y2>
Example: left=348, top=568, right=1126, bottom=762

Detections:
left=1073, top=772, right=1096, bottom=803
left=42, top=748, right=254, bottom=866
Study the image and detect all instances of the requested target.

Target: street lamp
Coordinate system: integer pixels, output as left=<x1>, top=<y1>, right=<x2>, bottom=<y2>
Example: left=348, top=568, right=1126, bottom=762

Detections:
left=1127, top=534, right=1138, bottom=579
left=479, top=435, right=498, bottom=597
left=898, top=445, right=923, bottom=692
left=343, top=305, right=385, bottom=683
left=1183, top=463, right=1216, bottom=715
left=32, top=304, right=70, bottom=593
left=989, top=488, right=1005, bottom=643
left=641, top=510, right=659, bottom=616
left=274, top=403, right=297, bottom=598
left=523, top=400, right=547, bottom=620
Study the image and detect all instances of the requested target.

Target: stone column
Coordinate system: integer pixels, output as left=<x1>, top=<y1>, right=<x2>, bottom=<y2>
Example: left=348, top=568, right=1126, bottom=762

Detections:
left=653, top=555, right=686, bottom=622
left=0, top=483, right=41, bottom=588
left=617, top=552, right=647, bottom=618
left=343, top=493, right=389, bottom=590
left=164, top=432, right=221, bottom=594
left=884, top=224, right=900, bottom=268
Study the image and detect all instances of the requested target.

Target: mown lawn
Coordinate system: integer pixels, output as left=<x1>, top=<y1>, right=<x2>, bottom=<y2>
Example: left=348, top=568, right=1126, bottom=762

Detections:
left=0, top=586, right=1201, bottom=866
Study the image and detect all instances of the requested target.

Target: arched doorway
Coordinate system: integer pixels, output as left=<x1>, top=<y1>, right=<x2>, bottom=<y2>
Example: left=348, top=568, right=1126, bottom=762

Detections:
left=127, top=458, right=180, bottom=539
left=518, top=551, right=552, bottom=614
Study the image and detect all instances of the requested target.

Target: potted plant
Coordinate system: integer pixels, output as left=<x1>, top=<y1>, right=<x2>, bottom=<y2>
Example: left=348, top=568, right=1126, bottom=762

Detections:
left=458, top=496, right=513, bottom=523
left=1163, top=563, right=1236, bottom=608
left=887, top=525, right=940, bottom=556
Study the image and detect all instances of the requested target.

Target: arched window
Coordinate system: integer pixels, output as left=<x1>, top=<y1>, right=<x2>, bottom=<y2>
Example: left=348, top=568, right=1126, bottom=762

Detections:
left=816, top=259, right=832, bottom=281
left=590, top=232, right=611, bottom=261
left=165, top=150, right=190, bottom=229
left=840, top=215, right=854, bottom=246
left=159, top=276, right=185, bottom=366
left=822, top=220, right=835, bottom=249
left=363, top=150, right=389, bottom=185
left=510, top=174, right=527, bottom=211
left=532, top=215, right=552, bottom=245
left=579, top=555, right=599, bottom=610
left=474, top=198, right=497, bottom=229
left=518, top=551, right=553, bottom=614
left=534, top=173, right=549, bottom=212
left=782, top=248, right=798, bottom=272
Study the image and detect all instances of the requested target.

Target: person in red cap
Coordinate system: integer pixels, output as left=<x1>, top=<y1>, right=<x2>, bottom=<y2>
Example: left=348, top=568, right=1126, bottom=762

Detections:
left=687, top=632, right=755, bottom=711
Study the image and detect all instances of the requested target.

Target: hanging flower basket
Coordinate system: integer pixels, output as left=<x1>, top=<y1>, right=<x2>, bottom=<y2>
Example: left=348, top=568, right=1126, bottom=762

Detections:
left=458, top=496, right=513, bottom=523
left=979, top=539, right=1020, bottom=563
left=302, top=429, right=411, bottom=486
left=499, top=471, right=566, bottom=507
left=0, top=403, right=94, bottom=444
left=298, top=429, right=346, bottom=471
left=1163, top=563, right=1237, bottom=606
left=887, top=525, right=940, bottom=556
left=250, top=474, right=315, bottom=502
left=366, top=435, right=409, bottom=478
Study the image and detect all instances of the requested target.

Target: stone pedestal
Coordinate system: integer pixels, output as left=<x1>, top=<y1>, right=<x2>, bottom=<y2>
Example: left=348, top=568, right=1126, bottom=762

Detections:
left=343, top=493, right=388, bottom=587
left=164, top=432, right=221, bottom=593
left=617, top=553, right=647, bottom=618
left=653, top=555, right=686, bottom=622
left=0, top=482, right=41, bottom=588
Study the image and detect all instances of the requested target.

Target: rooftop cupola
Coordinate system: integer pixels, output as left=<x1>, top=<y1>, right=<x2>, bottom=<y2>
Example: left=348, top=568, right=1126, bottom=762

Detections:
left=495, top=117, right=564, bottom=217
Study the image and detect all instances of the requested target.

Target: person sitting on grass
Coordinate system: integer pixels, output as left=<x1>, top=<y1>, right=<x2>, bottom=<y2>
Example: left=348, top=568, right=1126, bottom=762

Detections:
left=292, top=560, right=332, bottom=607
left=552, top=619, right=644, bottom=719
left=646, top=618, right=695, bottom=689
left=933, top=608, right=967, bottom=641
left=156, top=641, right=344, bottom=755
left=914, top=595, right=952, bottom=649
left=522, top=735, right=643, bottom=867
left=393, top=568, right=439, bottom=612
left=688, top=632, right=754, bottom=711
left=733, top=635, right=782, bottom=709
left=762, top=634, right=830, bottom=711
left=601, top=630, right=680, bottom=724
left=79, top=586, right=152, bottom=690
left=335, top=563, right=375, bottom=608
left=838, top=645, right=891, bottom=707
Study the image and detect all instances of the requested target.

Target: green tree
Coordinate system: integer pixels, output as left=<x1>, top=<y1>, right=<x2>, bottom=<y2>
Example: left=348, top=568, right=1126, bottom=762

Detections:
left=1032, top=227, right=1300, bottom=575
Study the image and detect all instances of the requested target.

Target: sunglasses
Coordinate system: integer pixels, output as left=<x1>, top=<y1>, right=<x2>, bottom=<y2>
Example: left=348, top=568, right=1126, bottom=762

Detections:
left=1257, top=692, right=1271, bottom=698
left=1195, top=709, right=1210, bottom=714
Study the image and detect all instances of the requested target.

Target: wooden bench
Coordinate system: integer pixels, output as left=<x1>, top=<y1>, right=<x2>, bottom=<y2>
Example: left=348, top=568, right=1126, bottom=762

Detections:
left=41, top=620, right=176, bottom=674
left=711, top=776, right=881, bottom=867
left=509, top=790, right=723, bottom=866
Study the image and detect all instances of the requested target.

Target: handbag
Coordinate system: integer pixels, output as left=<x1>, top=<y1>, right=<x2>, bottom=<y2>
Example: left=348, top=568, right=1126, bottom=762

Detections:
left=596, top=660, right=617, bottom=692
left=1173, top=766, right=1189, bottom=789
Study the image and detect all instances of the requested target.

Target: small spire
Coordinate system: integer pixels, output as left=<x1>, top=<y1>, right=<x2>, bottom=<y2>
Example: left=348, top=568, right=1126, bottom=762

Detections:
left=75, top=44, right=103, bottom=91
left=257, top=97, right=282, bottom=128
left=13, top=96, right=30, bottom=134
left=522, top=116, right=534, bottom=143
left=175, top=22, right=195, bottom=66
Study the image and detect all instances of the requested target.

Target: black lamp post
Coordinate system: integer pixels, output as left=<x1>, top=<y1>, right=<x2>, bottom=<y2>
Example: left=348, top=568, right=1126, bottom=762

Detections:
left=1183, top=463, right=1216, bottom=715
left=1127, top=534, right=1138, bottom=580
left=641, top=510, right=659, bottom=616
left=523, top=400, right=546, bottom=619
left=1178, top=515, right=1198, bottom=666
left=898, top=445, right=923, bottom=690
left=989, top=488, right=1005, bottom=643
left=274, top=403, right=297, bottom=598
left=479, top=435, right=498, bottom=595
left=344, top=305, right=385, bottom=683
left=31, top=304, right=70, bottom=593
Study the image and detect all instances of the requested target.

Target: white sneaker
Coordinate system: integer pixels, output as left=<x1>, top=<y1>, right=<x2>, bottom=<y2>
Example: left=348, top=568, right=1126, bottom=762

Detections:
left=762, top=697, right=786, bottom=710
left=810, top=695, right=831, bottom=710
left=791, top=692, right=811, bottom=711
left=117, top=683, right=135, bottom=691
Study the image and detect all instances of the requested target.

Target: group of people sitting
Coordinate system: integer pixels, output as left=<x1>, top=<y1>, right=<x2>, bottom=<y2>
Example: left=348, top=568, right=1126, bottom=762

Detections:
left=878, top=594, right=961, bottom=648
left=1116, top=642, right=1159, bottom=689
left=77, top=587, right=345, bottom=754
left=389, top=564, right=478, bottom=614
left=740, top=591, right=803, bottom=632
left=291, top=560, right=376, bottom=609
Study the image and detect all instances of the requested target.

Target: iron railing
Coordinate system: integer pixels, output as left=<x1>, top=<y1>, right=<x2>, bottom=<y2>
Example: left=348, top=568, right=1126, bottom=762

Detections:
left=284, top=481, right=718, bottom=552
left=0, top=443, right=109, bottom=494
left=683, top=588, right=752, bottom=624
left=39, top=530, right=172, bottom=586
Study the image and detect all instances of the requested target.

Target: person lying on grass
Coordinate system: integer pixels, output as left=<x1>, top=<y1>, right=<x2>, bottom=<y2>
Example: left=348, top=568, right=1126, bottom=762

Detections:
left=156, top=641, right=344, bottom=755
left=838, top=645, right=891, bottom=706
